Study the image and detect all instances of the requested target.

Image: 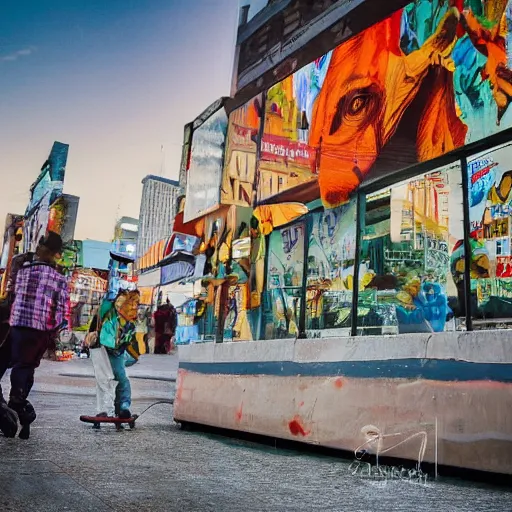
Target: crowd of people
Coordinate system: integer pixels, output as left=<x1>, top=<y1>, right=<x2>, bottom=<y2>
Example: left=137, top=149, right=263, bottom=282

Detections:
left=0, top=231, right=178, bottom=439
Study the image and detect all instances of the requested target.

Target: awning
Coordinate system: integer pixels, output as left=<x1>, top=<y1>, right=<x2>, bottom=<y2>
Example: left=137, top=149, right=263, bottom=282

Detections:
left=137, top=239, right=167, bottom=271
left=160, top=253, right=197, bottom=285
left=256, top=179, right=319, bottom=206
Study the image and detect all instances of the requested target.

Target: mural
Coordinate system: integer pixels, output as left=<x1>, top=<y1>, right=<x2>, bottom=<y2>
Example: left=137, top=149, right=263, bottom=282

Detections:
left=221, top=95, right=262, bottom=206
left=466, top=141, right=512, bottom=325
left=261, top=1, right=512, bottom=209
left=184, top=108, right=228, bottom=222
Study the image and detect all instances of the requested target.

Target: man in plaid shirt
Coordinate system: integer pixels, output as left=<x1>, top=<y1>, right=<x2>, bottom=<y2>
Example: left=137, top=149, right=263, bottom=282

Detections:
left=0, top=232, right=68, bottom=439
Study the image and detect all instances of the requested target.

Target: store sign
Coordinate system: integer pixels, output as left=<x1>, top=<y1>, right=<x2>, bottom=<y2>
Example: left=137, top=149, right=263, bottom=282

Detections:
left=260, top=135, right=317, bottom=170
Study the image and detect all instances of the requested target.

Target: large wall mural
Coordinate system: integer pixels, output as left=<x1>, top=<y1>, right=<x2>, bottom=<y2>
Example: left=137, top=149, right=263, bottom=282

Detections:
left=259, top=0, right=512, bottom=208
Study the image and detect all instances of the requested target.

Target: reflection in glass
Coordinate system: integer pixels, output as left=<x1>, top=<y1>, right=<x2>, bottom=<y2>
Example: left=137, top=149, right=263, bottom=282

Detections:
left=306, top=199, right=357, bottom=336
left=467, top=143, right=512, bottom=329
left=263, top=222, right=305, bottom=338
left=357, top=164, right=465, bottom=335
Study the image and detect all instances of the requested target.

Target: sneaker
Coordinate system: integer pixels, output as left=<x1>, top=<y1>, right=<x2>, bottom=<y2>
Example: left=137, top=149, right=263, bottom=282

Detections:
left=0, top=401, right=18, bottom=438
left=119, top=409, right=131, bottom=419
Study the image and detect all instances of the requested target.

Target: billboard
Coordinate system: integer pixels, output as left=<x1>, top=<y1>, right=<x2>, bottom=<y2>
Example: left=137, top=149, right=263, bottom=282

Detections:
left=221, top=94, right=263, bottom=206
left=259, top=1, right=512, bottom=209
left=24, top=141, right=69, bottom=252
left=184, top=107, right=229, bottom=222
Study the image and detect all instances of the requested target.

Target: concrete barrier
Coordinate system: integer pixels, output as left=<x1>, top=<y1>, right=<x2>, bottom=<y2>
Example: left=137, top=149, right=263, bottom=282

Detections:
left=174, top=331, right=512, bottom=474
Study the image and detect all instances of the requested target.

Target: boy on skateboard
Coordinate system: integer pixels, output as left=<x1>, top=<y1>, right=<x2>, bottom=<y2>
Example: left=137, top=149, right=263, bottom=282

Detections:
left=87, top=290, right=140, bottom=419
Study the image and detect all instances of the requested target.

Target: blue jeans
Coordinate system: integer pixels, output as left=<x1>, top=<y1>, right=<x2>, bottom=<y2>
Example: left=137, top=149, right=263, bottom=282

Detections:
left=108, top=352, right=131, bottom=412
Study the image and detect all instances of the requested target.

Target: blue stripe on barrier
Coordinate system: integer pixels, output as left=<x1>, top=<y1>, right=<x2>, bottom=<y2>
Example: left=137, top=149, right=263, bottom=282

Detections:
left=179, top=359, right=512, bottom=383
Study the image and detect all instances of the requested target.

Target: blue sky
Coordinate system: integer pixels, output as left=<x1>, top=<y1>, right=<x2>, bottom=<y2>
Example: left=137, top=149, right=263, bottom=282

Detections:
left=0, top=0, right=238, bottom=240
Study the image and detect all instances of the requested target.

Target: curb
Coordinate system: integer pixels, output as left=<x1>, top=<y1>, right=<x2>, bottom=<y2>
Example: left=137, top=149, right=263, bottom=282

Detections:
left=59, top=373, right=177, bottom=383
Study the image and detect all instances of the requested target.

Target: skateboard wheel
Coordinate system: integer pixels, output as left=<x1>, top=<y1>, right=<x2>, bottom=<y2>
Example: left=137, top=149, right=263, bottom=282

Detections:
left=93, top=423, right=100, bottom=430
left=129, top=422, right=135, bottom=430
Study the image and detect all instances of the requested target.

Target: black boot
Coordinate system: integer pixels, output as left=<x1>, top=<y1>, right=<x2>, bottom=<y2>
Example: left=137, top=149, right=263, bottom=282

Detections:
left=8, top=399, right=36, bottom=440
left=0, top=396, right=18, bottom=438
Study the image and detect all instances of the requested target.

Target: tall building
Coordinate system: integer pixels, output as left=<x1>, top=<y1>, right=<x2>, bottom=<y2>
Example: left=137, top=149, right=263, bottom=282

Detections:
left=137, top=175, right=180, bottom=259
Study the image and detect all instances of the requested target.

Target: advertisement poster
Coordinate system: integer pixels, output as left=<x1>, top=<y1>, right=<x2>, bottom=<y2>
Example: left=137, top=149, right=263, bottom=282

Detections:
left=184, top=108, right=228, bottom=222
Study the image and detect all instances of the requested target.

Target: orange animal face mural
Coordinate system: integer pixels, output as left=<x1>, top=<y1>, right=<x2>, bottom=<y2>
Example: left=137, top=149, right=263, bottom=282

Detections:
left=262, top=0, right=512, bottom=208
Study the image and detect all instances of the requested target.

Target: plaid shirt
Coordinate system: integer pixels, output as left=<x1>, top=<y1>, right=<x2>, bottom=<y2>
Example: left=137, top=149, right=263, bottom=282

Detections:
left=10, top=262, right=69, bottom=332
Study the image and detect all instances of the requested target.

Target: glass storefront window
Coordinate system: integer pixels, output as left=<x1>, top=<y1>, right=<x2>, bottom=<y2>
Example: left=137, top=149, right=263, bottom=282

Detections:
left=357, top=163, right=465, bottom=335
left=467, top=143, right=512, bottom=329
left=263, top=222, right=305, bottom=339
left=305, top=199, right=357, bottom=337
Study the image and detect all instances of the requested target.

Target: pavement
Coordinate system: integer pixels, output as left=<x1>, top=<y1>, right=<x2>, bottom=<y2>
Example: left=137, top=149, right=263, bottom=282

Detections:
left=1, top=355, right=511, bottom=511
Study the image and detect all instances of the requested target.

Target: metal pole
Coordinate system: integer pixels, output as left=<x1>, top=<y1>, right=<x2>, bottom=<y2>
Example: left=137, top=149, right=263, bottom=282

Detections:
left=460, top=156, right=473, bottom=331
left=351, top=192, right=365, bottom=337
left=298, top=217, right=311, bottom=339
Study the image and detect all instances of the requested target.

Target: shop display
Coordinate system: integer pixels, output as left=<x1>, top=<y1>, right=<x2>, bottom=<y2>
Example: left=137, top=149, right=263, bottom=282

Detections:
left=357, top=164, right=464, bottom=334
left=306, top=200, right=356, bottom=335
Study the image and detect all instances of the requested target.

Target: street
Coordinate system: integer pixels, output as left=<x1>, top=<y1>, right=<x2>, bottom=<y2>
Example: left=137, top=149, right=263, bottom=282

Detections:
left=0, top=355, right=511, bottom=512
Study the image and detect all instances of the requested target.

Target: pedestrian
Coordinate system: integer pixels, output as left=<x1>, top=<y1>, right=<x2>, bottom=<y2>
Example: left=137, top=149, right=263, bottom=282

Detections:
left=0, top=232, right=68, bottom=439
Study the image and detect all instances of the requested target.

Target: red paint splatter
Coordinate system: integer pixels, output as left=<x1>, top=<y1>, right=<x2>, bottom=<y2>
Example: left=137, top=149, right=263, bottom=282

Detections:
left=299, top=401, right=304, bottom=407
left=334, top=378, right=344, bottom=389
left=235, top=403, right=243, bottom=422
left=288, top=416, right=310, bottom=437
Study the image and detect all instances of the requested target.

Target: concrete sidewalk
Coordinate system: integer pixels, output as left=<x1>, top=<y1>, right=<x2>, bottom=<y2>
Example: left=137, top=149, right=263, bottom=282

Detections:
left=46, top=353, right=178, bottom=381
left=1, top=354, right=177, bottom=399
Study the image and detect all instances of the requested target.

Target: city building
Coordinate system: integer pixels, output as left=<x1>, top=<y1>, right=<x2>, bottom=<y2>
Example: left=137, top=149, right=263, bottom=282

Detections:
left=137, top=175, right=180, bottom=260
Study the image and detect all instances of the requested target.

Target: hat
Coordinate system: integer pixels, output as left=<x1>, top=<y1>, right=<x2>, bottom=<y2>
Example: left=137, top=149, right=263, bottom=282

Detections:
left=39, top=231, right=63, bottom=254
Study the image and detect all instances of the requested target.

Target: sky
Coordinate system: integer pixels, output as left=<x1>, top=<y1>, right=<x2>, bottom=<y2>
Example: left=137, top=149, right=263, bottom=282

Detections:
left=0, top=0, right=239, bottom=241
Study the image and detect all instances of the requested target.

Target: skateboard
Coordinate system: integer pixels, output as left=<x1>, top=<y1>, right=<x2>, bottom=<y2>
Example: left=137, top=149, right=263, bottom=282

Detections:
left=80, top=415, right=139, bottom=431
